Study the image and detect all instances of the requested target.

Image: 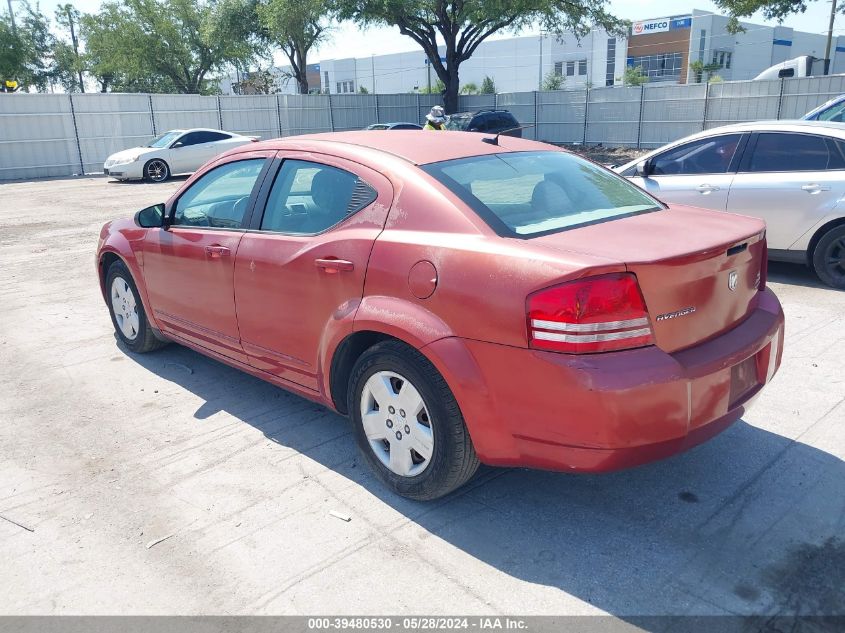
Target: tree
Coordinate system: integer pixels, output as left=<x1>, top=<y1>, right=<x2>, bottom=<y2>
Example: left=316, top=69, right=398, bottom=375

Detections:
left=358, top=84, right=369, bottom=93
left=82, top=0, right=266, bottom=94
left=418, top=78, right=445, bottom=94
left=53, top=4, right=85, bottom=92
left=542, top=70, right=564, bottom=90
left=0, top=2, right=53, bottom=91
left=689, top=60, right=721, bottom=84
left=258, top=0, right=334, bottom=94
left=712, top=0, right=818, bottom=31
left=480, top=75, right=496, bottom=94
left=460, top=81, right=478, bottom=94
left=340, top=0, right=623, bottom=113
left=622, top=65, right=648, bottom=86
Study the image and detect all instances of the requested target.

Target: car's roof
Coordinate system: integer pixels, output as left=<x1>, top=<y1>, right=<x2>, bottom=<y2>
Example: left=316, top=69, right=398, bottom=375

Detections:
left=241, top=130, right=552, bottom=165
left=450, top=109, right=512, bottom=117
left=165, top=127, right=232, bottom=135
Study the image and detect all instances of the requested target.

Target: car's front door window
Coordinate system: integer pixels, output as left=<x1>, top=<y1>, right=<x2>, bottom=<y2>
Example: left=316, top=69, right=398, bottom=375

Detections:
left=650, top=134, right=743, bottom=175
left=172, top=159, right=265, bottom=229
left=745, top=133, right=845, bottom=172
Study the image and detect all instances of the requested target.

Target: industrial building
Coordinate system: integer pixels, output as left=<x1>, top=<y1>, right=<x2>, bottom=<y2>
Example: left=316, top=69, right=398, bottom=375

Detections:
left=219, top=8, right=845, bottom=95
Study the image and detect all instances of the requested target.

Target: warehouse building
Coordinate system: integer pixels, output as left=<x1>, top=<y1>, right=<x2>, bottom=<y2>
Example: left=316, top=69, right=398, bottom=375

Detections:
left=219, top=9, right=845, bottom=95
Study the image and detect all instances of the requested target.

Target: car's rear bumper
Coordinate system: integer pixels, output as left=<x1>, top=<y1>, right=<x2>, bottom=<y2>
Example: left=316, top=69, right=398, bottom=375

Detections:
left=424, top=288, right=784, bottom=472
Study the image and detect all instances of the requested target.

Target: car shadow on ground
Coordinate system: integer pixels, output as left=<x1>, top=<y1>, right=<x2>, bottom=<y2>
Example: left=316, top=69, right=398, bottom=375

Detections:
left=124, top=341, right=845, bottom=624
left=107, top=175, right=190, bottom=185
left=767, top=261, right=834, bottom=290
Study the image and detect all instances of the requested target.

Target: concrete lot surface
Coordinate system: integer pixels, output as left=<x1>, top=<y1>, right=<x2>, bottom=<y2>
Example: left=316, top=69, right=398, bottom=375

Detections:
left=0, top=176, right=843, bottom=623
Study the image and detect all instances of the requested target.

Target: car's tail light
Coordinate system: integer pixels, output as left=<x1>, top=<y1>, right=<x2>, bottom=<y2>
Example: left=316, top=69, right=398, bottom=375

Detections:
left=759, top=237, right=768, bottom=291
left=527, top=273, right=655, bottom=354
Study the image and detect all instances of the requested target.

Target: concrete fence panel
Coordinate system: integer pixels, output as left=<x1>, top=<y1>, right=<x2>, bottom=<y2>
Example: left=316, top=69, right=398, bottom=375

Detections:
left=704, top=80, right=780, bottom=129
left=72, top=93, right=154, bottom=174
left=586, top=86, right=642, bottom=147
left=220, top=94, right=279, bottom=141
left=278, top=94, right=332, bottom=135
left=375, top=94, right=422, bottom=126
left=535, top=90, right=587, bottom=144
left=640, top=83, right=707, bottom=148
left=496, top=92, right=537, bottom=140
left=330, top=94, right=378, bottom=131
left=0, top=94, right=79, bottom=180
left=779, top=75, right=845, bottom=119
left=151, top=94, right=219, bottom=133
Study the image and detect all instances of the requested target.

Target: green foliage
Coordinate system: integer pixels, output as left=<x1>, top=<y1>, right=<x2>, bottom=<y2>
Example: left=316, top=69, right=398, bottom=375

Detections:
left=542, top=70, right=564, bottom=90
left=689, top=60, right=722, bottom=83
left=82, top=0, right=267, bottom=94
left=460, top=81, right=478, bottom=94
left=712, top=0, right=813, bottom=32
left=480, top=75, right=496, bottom=94
left=622, top=65, right=648, bottom=86
left=709, top=74, right=724, bottom=83
left=52, top=4, right=85, bottom=92
left=0, top=3, right=54, bottom=91
left=418, top=79, right=445, bottom=94
left=358, top=84, right=368, bottom=93
left=258, top=0, right=334, bottom=94
left=339, top=0, right=624, bottom=112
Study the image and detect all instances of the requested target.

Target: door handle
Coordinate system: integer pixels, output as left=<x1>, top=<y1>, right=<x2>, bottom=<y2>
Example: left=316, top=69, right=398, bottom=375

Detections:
left=801, top=183, right=831, bottom=193
left=315, top=258, right=354, bottom=274
left=205, top=245, right=230, bottom=258
left=696, top=184, right=720, bottom=193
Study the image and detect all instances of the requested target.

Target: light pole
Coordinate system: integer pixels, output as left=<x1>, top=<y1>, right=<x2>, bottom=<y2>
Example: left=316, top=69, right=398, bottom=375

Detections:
left=538, top=31, right=544, bottom=90
left=824, top=0, right=838, bottom=75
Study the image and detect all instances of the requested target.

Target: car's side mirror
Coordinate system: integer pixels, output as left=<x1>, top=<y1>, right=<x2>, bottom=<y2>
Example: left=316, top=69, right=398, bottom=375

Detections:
left=135, top=203, right=165, bottom=228
left=469, top=127, right=480, bottom=132
left=172, top=141, right=184, bottom=148
left=635, top=159, right=653, bottom=178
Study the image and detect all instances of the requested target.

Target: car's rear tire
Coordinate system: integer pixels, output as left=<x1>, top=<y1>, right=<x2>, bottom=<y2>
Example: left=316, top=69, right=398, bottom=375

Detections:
left=348, top=340, right=480, bottom=501
left=106, top=260, right=168, bottom=353
left=812, top=225, right=845, bottom=289
left=143, top=158, right=170, bottom=183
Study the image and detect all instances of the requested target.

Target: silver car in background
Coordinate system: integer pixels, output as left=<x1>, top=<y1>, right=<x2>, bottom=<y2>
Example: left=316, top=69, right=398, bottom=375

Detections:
left=615, top=121, right=845, bottom=288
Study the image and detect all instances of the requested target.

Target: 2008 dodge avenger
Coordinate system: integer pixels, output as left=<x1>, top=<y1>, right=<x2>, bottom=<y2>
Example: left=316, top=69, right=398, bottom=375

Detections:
left=96, top=131, right=784, bottom=500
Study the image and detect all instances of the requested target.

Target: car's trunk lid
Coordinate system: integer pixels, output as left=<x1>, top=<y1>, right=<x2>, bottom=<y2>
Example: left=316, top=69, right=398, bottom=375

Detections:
left=531, top=206, right=767, bottom=353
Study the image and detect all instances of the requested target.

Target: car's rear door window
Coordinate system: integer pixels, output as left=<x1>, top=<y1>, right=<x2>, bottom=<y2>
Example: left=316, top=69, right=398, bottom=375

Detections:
left=172, top=159, right=265, bottom=228
left=423, top=151, right=662, bottom=237
left=745, top=133, right=845, bottom=172
left=258, top=159, right=377, bottom=234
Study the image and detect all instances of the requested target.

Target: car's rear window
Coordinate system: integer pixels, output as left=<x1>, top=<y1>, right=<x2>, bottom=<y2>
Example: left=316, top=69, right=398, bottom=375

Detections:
left=422, top=151, right=663, bottom=237
left=446, top=115, right=472, bottom=131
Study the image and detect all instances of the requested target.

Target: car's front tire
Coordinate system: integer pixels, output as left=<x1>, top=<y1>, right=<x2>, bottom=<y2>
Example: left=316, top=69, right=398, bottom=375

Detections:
left=348, top=340, right=480, bottom=501
left=143, top=158, right=170, bottom=183
left=812, top=225, right=845, bottom=289
left=106, top=260, right=168, bottom=353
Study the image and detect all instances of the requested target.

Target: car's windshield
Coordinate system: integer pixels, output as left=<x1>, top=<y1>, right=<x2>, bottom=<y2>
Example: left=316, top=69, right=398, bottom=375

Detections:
left=445, top=115, right=471, bottom=131
left=423, top=151, right=663, bottom=237
left=146, top=131, right=181, bottom=148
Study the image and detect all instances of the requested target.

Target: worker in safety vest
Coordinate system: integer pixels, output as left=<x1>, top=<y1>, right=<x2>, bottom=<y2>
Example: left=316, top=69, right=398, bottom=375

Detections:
left=423, top=105, right=447, bottom=130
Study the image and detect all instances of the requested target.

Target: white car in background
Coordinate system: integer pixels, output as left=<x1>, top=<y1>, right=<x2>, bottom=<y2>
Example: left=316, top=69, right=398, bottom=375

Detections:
left=103, top=128, right=259, bottom=183
left=615, top=120, right=845, bottom=288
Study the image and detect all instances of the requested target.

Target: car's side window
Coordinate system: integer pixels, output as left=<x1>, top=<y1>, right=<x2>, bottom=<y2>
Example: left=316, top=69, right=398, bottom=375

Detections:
left=650, top=134, right=743, bottom=175
left=746, top=133, right=845, bottom=172
left=817, top=103, right=845, bottom=122
left=172, top=159, right=265, bottom=229
left=174, top=132, right=202, bottom=148
left=194, top=131, right=229, bottom=144
left=259, top=159, right=376, bottom=234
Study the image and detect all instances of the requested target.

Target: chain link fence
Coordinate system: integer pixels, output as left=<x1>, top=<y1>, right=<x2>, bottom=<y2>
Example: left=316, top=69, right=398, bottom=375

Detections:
left=3, top=75, right=845, bottom=181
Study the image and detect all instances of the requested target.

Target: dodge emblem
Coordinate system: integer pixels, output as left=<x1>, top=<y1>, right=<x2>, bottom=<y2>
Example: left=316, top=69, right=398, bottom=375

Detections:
left=728, top=270, right=738, bottom=291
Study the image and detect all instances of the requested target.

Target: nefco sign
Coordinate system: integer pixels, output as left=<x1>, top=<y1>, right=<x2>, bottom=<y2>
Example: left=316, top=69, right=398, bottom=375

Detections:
left=632, top=19, right=670, bottom=35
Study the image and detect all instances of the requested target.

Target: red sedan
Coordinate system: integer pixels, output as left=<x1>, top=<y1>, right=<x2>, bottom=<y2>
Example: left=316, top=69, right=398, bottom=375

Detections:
left=96, top=131, right=785, bottom=500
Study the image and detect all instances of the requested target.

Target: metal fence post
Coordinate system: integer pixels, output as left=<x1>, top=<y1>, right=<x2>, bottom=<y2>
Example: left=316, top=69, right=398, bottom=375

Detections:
left=416, top=92, right=421, bottom=125
left=636, top=85, right=646, bottom=149
left=702, top=81, right=711, bottom=131
left=276, top=94, right=284, bottom=137
left=374, top=92, right=380, bottom=123
left=776, top=77, right=785, bottom=120
left=67, top=94, right=85, bottom=176
left=216, top=95, right=223, bottom=130
left=583, top=88, right=590, bottom=145
left=148, top=94, right=156, bottom=136
left=328, top=94, right=335, bottom=131
left=533, top=91, right=538, bottom=142
left=494, top=92, right=498, bottom=110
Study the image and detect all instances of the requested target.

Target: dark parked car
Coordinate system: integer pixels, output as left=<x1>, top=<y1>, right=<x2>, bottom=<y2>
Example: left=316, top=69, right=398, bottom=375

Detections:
left=366, top=122, right=423, bottom=130
left=446, top=109, right=522, bottom=137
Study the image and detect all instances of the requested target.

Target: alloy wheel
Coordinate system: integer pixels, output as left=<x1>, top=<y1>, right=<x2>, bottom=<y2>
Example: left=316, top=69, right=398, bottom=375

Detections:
left=823, top=235, right=845, bottom=285
left=359, top=370, right=434, bottom=477
left=146, top=160, right=168, bottom=182
left=110, top=276, right=140, bottom=341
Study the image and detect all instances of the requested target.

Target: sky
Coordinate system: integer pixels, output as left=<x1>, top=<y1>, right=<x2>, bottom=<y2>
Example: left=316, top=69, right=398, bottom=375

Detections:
left=22, top=0, right=845, bottom=63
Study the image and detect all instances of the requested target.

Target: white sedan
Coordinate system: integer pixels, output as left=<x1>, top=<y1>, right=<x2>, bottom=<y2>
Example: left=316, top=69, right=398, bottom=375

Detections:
left=103, top=128, right=259, bottom=182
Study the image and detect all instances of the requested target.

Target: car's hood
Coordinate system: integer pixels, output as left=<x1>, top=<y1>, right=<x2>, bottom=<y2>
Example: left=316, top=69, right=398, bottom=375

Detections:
left=106, top=147, right=159, bottom=162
